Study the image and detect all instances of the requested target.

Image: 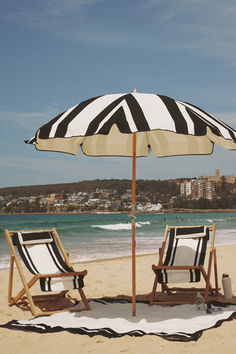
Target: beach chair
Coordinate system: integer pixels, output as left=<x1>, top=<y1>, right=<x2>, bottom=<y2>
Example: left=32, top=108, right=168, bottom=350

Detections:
left=150, top=224, right=219, bottom=305
left=4, top=228, right=90, bottom=317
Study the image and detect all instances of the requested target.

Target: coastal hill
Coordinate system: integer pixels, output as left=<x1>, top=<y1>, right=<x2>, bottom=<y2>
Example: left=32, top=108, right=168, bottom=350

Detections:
left=0, top=179, right=180, bottom=198
left=0, top=179, right=180, bottom=213
left=1, top=178, right=236, bottom=213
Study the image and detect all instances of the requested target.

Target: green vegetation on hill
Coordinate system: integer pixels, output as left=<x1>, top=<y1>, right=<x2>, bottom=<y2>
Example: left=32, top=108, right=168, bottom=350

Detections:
left=0, top=178, right=236, bottom=213
left=0, top=179, right=179, bottom=198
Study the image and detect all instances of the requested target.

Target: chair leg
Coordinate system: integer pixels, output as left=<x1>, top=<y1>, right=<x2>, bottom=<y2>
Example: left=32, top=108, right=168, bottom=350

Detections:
left=8, top=255, right=15, bottom=304
left=203, top=252, right=214, bottom=303
left=77, top=288, right=90, bottom=310
left=7, top=255, right=39, bottom=316
left=213, top=248, right=219, bottom=294
left=150, top=276, right=158, bottom=305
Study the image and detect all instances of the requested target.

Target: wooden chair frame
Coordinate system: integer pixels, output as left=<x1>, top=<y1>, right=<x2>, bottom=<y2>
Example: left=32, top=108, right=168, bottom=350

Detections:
left=5, top=228, right=90, bottom=317
left=150, top=224, right=219, bottom=305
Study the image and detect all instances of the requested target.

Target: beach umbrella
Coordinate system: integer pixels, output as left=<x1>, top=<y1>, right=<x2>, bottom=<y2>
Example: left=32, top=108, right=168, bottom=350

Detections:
left=26, top=90, right=236, bottom=316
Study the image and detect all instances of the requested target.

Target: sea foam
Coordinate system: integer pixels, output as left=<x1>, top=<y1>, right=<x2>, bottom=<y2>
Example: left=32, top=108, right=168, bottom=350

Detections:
left=91, top=221, right=150, bottom=231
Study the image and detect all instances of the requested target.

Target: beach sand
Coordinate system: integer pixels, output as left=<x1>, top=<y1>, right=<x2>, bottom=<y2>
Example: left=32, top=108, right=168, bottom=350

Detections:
left=0, top=245, right=236, bottom=354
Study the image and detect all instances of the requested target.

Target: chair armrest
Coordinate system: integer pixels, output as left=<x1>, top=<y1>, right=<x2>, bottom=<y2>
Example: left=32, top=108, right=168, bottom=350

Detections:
left=38, top=270, right=88, bottom=278
left=152, top=265, right=202, bottom=270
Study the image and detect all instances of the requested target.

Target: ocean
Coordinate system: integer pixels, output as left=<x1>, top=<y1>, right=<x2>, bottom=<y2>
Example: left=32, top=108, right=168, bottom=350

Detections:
left=1, top=212, right=236, bottom=269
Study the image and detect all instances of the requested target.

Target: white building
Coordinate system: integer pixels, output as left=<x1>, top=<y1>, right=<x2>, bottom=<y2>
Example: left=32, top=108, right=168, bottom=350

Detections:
left=180, top=181, right=192, bottom=196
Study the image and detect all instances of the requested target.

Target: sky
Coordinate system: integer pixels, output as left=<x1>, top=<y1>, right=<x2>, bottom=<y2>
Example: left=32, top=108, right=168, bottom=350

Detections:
left=1, top=0, right=236, bottom=188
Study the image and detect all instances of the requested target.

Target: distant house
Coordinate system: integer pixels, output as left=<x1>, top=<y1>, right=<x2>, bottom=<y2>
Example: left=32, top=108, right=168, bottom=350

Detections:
left=0, top=196, right=7, bottom=207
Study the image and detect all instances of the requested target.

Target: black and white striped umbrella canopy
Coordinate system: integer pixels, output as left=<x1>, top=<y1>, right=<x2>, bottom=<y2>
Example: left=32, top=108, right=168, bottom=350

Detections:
left=27, top=92, right=236, bottom=156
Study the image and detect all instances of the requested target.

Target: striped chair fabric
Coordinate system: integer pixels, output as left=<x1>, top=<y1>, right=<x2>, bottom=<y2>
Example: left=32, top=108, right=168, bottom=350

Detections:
left=12, top=231, right=84, bottom=292
left=154, top=226, right=209, bottom=284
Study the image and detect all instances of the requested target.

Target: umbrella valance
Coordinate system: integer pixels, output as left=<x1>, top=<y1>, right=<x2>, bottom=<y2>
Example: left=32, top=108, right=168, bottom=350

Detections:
left=27, top=93, right=236, bottom=157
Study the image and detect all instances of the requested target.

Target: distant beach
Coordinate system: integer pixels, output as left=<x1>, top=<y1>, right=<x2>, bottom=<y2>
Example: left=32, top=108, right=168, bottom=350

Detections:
left=1, top=207, right=236, bottom=216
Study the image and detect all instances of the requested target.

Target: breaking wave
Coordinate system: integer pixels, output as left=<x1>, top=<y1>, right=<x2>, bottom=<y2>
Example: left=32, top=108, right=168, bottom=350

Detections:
left=91, top=221, right=151, bottom=231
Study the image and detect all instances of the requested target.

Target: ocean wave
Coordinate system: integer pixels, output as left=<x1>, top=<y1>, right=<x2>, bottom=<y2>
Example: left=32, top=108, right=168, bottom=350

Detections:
left=91, top=221, right=150, bottom=231
left=92, top=223, right=132, bottom=230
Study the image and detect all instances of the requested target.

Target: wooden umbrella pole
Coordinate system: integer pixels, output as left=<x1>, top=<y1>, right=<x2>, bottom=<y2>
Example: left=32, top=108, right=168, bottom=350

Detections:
left=132, top=132, right=137, bottom=316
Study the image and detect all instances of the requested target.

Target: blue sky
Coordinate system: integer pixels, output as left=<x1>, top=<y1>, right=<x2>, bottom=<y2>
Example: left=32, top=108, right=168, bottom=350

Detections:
left=1, top=0, right=236, bottom=188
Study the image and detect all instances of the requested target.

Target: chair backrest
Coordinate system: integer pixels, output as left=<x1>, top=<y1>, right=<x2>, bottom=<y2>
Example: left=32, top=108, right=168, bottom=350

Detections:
left=164, top=226, right=210, bottom=268
left=11, top=230, right=72, bottom=275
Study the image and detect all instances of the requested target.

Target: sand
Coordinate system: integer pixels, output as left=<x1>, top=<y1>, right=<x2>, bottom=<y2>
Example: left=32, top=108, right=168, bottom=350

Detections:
left=0, top=245, right=236, bottom=354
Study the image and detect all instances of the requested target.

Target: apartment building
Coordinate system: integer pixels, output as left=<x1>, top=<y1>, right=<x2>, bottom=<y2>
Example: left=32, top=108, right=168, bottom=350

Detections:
left=181, top=177, right=216, bottom=199
left=180, top=181, right=192, bottom=196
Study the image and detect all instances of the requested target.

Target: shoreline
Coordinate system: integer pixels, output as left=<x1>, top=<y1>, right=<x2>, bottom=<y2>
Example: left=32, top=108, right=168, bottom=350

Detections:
left=0, top=251, right=156, bottom=272
left=54, top=243, right=236, bottom=265
left=1, top=244, right=236, bottom=271
left=1, top=211, right=236, bottom=272
left=1, top=208, right=236, bottom=216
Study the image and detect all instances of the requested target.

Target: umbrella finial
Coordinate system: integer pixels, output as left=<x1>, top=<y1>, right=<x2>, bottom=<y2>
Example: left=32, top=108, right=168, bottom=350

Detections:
left=133, top=88, right=139, bottom=93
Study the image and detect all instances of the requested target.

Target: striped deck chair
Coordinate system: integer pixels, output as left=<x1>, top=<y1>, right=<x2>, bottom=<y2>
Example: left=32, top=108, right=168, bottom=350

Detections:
left=150, top=224, right=219, bottom=305
left=5, top=228, right=90, bottom=316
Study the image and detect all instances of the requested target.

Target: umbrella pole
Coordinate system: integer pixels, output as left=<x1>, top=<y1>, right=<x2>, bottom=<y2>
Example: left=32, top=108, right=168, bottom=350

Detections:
left=131, top=132, right=137, bottom=316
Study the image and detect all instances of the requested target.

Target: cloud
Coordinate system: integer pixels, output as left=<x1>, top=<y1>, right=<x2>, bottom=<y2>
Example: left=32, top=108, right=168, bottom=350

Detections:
left=40, top=0, right=103, bottom=16
left=140, top=0, right=236, bottom=62
left=0, top=107, right=60, bottom=131
left=2, top=0, right=101, bottom=18
left=2, top=1, right=236, bottom=63
left=1, top=0, right=131, bottom=47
